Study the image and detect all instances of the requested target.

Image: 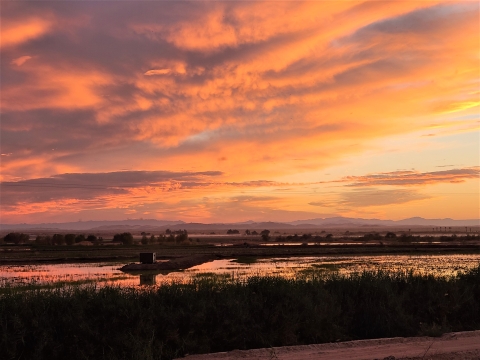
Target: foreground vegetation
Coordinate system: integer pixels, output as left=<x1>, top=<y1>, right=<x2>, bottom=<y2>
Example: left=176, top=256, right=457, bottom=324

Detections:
left=1, top=266, right=479, bottom=360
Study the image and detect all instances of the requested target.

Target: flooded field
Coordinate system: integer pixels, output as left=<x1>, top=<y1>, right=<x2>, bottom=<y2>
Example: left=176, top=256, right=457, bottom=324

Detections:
left=1, top=254, right=479, bottom=289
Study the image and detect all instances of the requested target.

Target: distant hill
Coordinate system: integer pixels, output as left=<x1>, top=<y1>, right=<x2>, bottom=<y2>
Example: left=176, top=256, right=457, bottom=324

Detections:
left=1, top=216, right=478, bottom=232
left=288, top=217, right=479, bottom=227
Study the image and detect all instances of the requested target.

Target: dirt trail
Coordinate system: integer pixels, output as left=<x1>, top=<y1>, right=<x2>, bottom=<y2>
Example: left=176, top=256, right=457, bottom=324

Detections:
left=177, top=330, right=480, bottom=360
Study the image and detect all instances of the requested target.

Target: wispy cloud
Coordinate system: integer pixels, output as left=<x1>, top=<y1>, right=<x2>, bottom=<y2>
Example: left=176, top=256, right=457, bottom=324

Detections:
left=10, top=55, right=32, bottom=66
left=340, top=167, right=480, bottom=187
left=310, top=188, right=430, bottom=208
left=144, top=69, right=172, bottom=76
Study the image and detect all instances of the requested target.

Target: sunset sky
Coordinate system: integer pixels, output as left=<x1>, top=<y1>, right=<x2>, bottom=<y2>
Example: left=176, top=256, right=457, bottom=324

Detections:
left=1, top=1, right=479, bottom=224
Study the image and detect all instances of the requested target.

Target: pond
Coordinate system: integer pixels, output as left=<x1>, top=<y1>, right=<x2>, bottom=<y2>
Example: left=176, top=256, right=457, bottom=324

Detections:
left=1, top=254, right=479, bottom=289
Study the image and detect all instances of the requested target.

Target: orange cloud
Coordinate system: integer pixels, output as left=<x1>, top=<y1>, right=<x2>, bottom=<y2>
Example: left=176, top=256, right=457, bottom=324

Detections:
left=1, top=18, right=51, bottom=48
left=340, top=168, right=480, bottom=187
left=1, top=1, right=478, bottom=222
left=10, top=55, right=32, bottom=66
left=144, top=69, right=171, bottom=76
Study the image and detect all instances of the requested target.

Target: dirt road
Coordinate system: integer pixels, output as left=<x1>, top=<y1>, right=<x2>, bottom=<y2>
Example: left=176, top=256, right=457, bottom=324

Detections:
left=177, top=330, right=480, bottom=360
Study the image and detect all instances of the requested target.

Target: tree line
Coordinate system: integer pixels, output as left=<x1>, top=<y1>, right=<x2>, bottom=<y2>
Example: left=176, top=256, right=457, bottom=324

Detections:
left=1, top=230, right=190, bottom=246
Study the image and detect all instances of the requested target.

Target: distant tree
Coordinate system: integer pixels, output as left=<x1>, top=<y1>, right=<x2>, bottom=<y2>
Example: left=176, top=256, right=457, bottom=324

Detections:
left=113, top=232, right=133, bottom=245
left=122, top=233, right=133, bottom=245
left=75, top=234, right=86, bottom=243
left=141, top=235, right=148, bottom=245
left=245, top=230, right=251, bottom=235
left=35, top=235, right=50, bottom=245
left=325, top=234, right=333, bottom=239
left=260, top=230, right=270, bottom=241
left=52, top=234, right=65, bottom=245
left=87, top=234, right=97, bottom=243
left=165, top=229, right=172, bottom=235
left=251, top=230, right=258, bottom=236
left=4, top=232, right=29, bottom=244
left=363, top=233, right=382, bottom=241
left=385, top=232, right=397, bottom=239
left=227, top=229, right=239, bottom=234
left=175, top=230, right=188, bottom=243
left=65, top=234, right=76, bottom=246
left=150, top=235, right=156, bottom=244
left=44, top=236, right=52, bottom=245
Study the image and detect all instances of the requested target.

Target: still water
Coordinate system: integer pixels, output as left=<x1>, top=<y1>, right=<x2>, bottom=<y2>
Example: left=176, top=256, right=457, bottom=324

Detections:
left=1, top=254, right=479, bottom=288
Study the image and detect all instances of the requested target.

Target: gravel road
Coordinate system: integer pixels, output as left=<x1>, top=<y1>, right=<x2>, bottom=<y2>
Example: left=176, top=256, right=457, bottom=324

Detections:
left=176, top=330, right=480, bottom=360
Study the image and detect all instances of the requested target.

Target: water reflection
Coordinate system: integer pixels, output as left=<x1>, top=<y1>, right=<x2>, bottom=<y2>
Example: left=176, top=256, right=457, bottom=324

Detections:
left=1, top=254, right=479, bottom=289
left=139, top=274, right=157, bottom=286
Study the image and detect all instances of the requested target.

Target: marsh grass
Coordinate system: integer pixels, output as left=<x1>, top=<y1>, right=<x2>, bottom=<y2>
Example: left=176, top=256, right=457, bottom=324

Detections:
left=311, top=263, right=339, bottom=271
left=1, top=265, right=479, bottom=360
left=0, top=276, right=132, bottom=294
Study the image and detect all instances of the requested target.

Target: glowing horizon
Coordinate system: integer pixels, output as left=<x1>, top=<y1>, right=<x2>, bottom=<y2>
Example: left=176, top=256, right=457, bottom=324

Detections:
left=1, top=1, right=479, bottom=224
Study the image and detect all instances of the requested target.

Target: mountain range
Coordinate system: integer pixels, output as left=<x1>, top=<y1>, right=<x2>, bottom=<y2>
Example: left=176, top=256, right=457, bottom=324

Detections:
left=1, top=217, right=478, bottom=231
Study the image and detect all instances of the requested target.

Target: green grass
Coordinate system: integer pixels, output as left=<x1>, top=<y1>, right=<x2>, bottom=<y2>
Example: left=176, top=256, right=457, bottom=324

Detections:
left=1, top=265, right=479, bottom=360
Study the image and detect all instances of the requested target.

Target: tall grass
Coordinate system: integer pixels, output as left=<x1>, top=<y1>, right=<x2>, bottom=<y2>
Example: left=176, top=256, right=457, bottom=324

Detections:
left=1, top=265, right=479, bottom=360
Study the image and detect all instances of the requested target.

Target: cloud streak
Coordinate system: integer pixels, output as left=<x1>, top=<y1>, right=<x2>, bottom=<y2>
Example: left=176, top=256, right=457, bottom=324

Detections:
left=310, top=189, right=430, bottom=208
left=340, top=168, right=480, bottom=187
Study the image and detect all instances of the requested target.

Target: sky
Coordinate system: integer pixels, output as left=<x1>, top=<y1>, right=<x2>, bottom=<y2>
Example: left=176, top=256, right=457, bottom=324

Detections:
left=0, top=1, right=479, bottom=224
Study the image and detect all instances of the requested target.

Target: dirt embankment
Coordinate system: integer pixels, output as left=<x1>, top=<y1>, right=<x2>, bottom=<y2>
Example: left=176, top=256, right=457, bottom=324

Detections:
left=120, top=254, right=219, bottom=271
left=177, top=330, right=480, bottom=360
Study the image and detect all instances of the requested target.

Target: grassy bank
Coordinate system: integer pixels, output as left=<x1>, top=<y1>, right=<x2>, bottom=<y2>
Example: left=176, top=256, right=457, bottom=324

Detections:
left=1, top=266, right=479, bottom=360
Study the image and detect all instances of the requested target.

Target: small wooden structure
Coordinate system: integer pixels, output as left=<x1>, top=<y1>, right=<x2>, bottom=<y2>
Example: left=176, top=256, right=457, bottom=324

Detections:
left=140, top=252, right=156, bottom=264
